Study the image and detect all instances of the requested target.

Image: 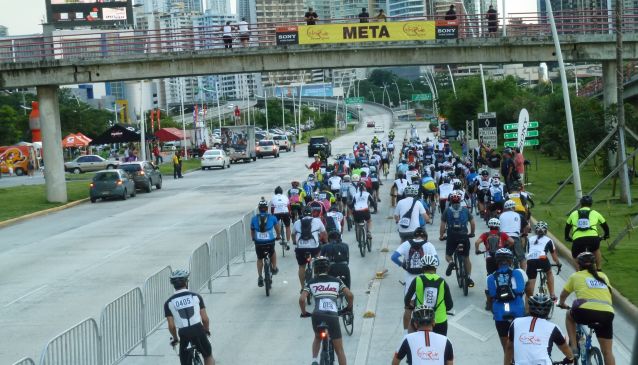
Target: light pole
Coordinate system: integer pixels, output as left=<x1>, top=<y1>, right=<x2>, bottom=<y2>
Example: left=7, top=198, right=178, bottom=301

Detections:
left=105, top=104, right=119, bottom=124
left=214, top=81, right=222, bottom=130
left=180, top=77, right=187, bottom=158
left=139, top=80, right=147, bottom=162
left=392, top=81, right=402, bottom=107
left=479, top=64, right=489, bottom=112
left=447, top=65, right=457, bottom=98
left=369, top=91, right=376, bottom=103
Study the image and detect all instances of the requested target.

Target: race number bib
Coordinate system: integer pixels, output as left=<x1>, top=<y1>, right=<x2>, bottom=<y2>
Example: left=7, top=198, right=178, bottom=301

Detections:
left=399, top=217, right=411, bottom=228
left=319, top=298, right=338, bottom=313
left=257, top=232, right=270, bottom=240
left=423, top=287, right=438, bottom=308
left=585, top=278, right=608, bottom=289
left=526, top=251, right=541, bottom=260
left=577, top=218, right=591, bottom=230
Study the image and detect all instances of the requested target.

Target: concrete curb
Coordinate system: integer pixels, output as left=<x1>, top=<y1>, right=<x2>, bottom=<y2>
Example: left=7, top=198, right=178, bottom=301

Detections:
left=0, top=198, right=89, bottom=229
left=531, top=217, right=638, bottom=325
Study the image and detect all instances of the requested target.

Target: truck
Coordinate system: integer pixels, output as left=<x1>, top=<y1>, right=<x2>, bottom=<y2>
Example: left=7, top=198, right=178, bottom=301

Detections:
left=0, top=145, right=38, bottom=176
left=220, top=125, right=257, bottom=163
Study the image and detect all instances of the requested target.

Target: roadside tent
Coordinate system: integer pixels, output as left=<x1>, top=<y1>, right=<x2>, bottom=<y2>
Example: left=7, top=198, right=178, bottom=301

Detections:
left=155, top=127, right=188, bottom=142
left=90, top=124, right=151, bottom=145
left=62, top=133, right=90, bottom=148
left=74, top=132, right=93, bottom=145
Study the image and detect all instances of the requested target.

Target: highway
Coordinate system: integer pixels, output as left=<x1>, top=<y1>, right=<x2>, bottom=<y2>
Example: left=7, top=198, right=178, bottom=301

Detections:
left=0, top=104, right=634, bottom=365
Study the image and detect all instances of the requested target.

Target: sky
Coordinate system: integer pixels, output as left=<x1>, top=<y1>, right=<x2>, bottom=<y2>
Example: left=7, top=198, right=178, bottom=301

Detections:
left=0, top=0, right=537, bottom=36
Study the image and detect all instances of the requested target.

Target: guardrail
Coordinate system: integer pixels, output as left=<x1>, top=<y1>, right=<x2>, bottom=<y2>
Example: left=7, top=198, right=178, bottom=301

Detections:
left=13, top=210, right=254, bottom=365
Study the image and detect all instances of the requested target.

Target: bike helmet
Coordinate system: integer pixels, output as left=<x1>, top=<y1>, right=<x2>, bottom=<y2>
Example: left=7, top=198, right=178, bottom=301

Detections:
left=307, top=174, right=315, bottom=181
left=481, top=169, right=489, bottom=177
left=420, top=254, right=439, bottom=268
left=535, top=221, right=548, bottom=235
left=274, top=186, right=283, bottom=195
left=528, top=293, right=554, bottom=319
left=580, top=195, right=593, bottom=207
left=351, top=174, right=361, bottom=182
left=404, top=185, right=419, bottom=197
left=291, top=180, right=300, bottom=187
left=169, top=269, right=189, bottom=286
left=414, top=226, right=428, bottom=239
left=449, top=192, right=462, bottom=204
left=343, top=175, right=351, bottom=182
left=576, top=251, right=596, bottom=267
left=504, top=200, right=516, bottom=210
left=494, top=248, right=514, bottom=263
left=488, top=218, right=501, bottom=229
left=453, top=181, right=463, bottom=190
left=327, top=229, right=341, bottom=241
left=302, top=206, right=313, bottom=217
left=257, top=197, right=269, bottom=212
left=312, top=256, right=330, bottom=274
left=491, top=177, right=501, bottom=186
left=411, top=305, right=435, bottom=326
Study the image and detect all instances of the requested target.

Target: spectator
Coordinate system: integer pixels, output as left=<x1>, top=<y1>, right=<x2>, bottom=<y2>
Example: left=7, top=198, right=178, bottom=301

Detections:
left=501, top=149, right=516, bottom=190
left=27, top=157, right=35, bottom=178
left=173, top=151, right=183, bottom=179
left=291, top=133, right=297, bottom=152
left=305, top=7, right=318, bottom=25
left=487, top=149, right=501, bottom=178
left=222, top=21, right=233, bottom=49
left=375, top=9, right=387, bottom=22
left=238, top=17, right=250, bottom=47
left=445, top=5, right=457, bottom=21
left=153, top=144, right=162, bottom=165
left=487, top=5, right=498, bottom=36
left=514, top=147, right=526, bottom=184
left=358, top=8, right=370, bottom=23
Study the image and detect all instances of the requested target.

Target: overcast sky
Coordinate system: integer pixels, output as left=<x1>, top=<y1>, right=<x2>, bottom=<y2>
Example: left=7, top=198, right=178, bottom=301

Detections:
left=0, top=0, right=537, bottom=36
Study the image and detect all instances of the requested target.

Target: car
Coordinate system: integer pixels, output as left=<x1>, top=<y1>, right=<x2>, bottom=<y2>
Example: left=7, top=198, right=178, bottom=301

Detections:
left=366, top=120, right=375, bottom=128
left=119, top=161, right=162, bottom=193
left=256, top=140, right=280, bottom=158
left=89, top=169, right=136, bottom=202
left=255, top=133, right=266, bottom=141
left=307, top=136, right=331, bottom=157
left=64, top=155, right=120, bottom=174
left=374, top=125, right=384, bottom=134
left=201, top=149, right=231, bottom=169
left=272, top=134, right=290, bottom=151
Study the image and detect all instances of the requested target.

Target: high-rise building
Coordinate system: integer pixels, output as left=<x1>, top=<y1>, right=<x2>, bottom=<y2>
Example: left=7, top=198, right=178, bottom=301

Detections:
left=237, top=0, right=257, bottom=23
left=207, top=0, right=232, bottom=15
left=333, top=0, right=375, bottom=20
left=0, top=25, right=8, bottom=37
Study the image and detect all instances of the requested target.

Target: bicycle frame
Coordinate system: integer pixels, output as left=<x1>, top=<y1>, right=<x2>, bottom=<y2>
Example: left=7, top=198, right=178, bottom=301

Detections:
left=317, top=322, right=335, bottom=365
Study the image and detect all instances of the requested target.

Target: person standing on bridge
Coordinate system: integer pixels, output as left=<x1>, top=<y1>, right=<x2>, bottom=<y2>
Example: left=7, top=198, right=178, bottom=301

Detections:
left=238, top=17, right=250, bottom=47
left=375, top=9, right=387, bottom=22
left=445, top=5, right=457, bottom=21
left=358, top=8, right=370, bottom=23
left=487, top=5, right=498, bottom=37
left=222, top=21, right=233, bottom=49
left=305, top=7, right=318, bottom=25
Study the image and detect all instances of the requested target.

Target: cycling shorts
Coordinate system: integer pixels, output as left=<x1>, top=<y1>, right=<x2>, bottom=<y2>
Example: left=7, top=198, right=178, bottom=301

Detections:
left=485, top=256, right=498, bottom=275
left=255, top=243, right=275, bottom=260
left=445, top=232, right=470, bottom=257
left=353, top=210, right=371, bottom=223
left=477, top=189, right=489, bottom=202
left=178, top=325, right=212, bottom=365
left=571, top=308, right=614, bottom=339
left=571, top=236, right=601, bottom=258
left=274, top=213, right=291, bottom=227
left=331, top=189, right=341, bottom=199
left=295, top=247, right=320, bottom=266
left=495, top=319, right=514, bottom=338
left=328, top=263, right=351, bottom=288
left=312, top=312, right=342, bottom=340
left=525, top=258, right=551, bottom=279
left=382, top=158, right=389, bottom=164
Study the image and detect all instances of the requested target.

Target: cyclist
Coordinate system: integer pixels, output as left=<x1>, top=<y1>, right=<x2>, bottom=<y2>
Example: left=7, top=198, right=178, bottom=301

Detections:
left=507, top=181, right=531, bottom=219
left=437, top=176, right=454, bottom=215
left=320, top=230, right=351, bottom=288
left=487, top=175, right=506, bottom=216
left=303, top=174, right=317, bottom=204
left=288, top=181, right=306, bottom=222
left=327, top=172, right=342, bottom=203
left=475, top=170, right=491, bottom=217
left=165, top=270, right=215, bottom=365
left=339, top=175, right=353, bottom=211
left=487, top=248, right=527, bottom=352
left=449, top=180, right=469, bottom=209
left=525, top=221, right=562, bottom=300
left=558, top=252, right=615, bottom=365
left=351, top=182, right=375, bottom=240
left=394, top=185, right=430, bottom=242
left=251, top=198, right=280, bottom=287
left=564, top=195, right=609, bottom=269
left=500, top=200, right=528, bottom=270
left=369, top=165, right=381, bottom=203
left=292, top=206, right=327, bottom=291
left=300, top=256, right=354, bottom=365
left=391, top=172, right=409, bottom=207
left=404, top=254, right=453, bottom=336
left=475, top=218, right=514, bottom=275
left=420, top=173, right=438, bottom=211
left=505, top=294, right=574, bottom=365
left=392, top=305, right=454, bottom=365
left=325, top=203, right=344, bottom=234
left=439, top=192, right=475, bottom=287
left=270, top=186, right=291, bottom=249
left=389, top=129, right=395, bottom=140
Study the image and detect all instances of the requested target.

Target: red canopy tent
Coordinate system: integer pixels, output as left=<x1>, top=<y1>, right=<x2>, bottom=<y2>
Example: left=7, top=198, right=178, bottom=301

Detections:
left=74, top=132, right=93, bottom=145
left=155, top=128, right=189, bottom=142
left=62, top=133, right=90, bottom=148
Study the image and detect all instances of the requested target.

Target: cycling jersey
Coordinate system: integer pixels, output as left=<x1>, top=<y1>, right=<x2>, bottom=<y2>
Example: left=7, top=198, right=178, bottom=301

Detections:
left=394, top=178, right=408, bottom=196
left=509, top=316, right=567, bottom=365
left=566, top=207, right=606, bottom=240
left=499, top=211, right=522, bottom=237
left=563, top=270, right=613, bottom=313
left=340, top=182, right=353, bottom=201
left=270, top=194, right=290, bottom=214
left=438, top=183, right=453, bottom=201
left=489, top=184, right=505, bottom=203
left=526, top=235, right=554, bottom=261
left=508, top=192, right=528, bottom=214
left=250, top=213, right=278, bottom=243
left=397, top=163, right=409, bottom=175
left=326, top=210, right=344, bottom=233
left=487, top=266, right=527, bottom=321
left=328, top=176, right=342, bottom=191
left=409, top=273, right=452, bottom=326
left=394, top=197, right=426, bottom=234
left=288, top=188, right=305, bottom=206
left=477, top=178, right=491, bottom=191
left=164, top=289, right=205, bottom=330
left=304, top=274, right=346, bottom=314
left=395, top=330, right=454, bottom=365
left=405, top=169, right=418, bottom=182
left=292, top=216, right=325, bottom=249
left=421, top=177, right=436, bottom=192
left=353, top=191, right=372, bottom=211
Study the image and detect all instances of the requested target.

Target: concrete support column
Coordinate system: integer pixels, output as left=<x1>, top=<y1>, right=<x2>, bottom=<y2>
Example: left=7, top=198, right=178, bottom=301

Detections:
left=602, top=60, right=618, bottom=168
left=38, top=85, right=68, bottom=203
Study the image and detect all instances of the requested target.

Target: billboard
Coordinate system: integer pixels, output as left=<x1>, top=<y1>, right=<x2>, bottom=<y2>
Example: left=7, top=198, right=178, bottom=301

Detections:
left=46, top=0, right=133, bottom=28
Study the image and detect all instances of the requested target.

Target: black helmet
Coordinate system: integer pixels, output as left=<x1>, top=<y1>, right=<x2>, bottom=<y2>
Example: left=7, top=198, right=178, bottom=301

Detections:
left=169, top=269, right=189, bottom=287
left=328, top=229, right=341, bottom=241
left=528, top=293, right=554, bottom=319
left=312, top=256, right=330, bottom=274
left=510, top=181, right=522, bottom=191
left=274, top=186, right=283, bottom=195
left=411, top=305, right=435, bottom=326
left=414, top=226, right=428, bottom=239
left=453, top=181, right=463, bottom=190
left=258, top=197, right=268, bottom=212
left=580, top=195, right=593, bottom=207
left=302, top=206, right=313, bottom=217
left=577, top=251, right=596, bottom=267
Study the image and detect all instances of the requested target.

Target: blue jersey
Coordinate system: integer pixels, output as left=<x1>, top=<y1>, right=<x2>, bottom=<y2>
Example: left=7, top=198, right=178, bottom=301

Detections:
left=251, top=214, right=279, bottom=244
left=466, top=173, right=478, bottom=187
left=487, top=265, right=527, bottom=321
left=397, top=163, right=409, bottom=174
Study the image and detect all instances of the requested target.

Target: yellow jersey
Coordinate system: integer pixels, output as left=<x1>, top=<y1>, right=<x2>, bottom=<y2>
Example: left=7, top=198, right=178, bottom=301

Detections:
left=564, top=270, right=613, bottom=313
left=566, top=207, right=606, bottom=240
left=508, top=192, right=527, bottom=214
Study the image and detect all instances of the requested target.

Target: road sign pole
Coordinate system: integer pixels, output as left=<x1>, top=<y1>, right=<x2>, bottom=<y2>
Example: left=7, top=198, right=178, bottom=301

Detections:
left=479, top=64, right=488, bottom=112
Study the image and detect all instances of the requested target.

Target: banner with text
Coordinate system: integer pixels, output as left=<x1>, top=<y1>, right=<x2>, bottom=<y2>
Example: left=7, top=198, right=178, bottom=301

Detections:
left=293, top=21, right=436, bottom=45
left=478, top=112, right=498, bottom=149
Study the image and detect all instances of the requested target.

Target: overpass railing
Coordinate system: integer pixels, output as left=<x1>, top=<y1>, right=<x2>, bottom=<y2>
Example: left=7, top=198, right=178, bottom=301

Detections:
left=10, top=213, right=253, bottom=365
left=2, top=10, right=638, bottom=63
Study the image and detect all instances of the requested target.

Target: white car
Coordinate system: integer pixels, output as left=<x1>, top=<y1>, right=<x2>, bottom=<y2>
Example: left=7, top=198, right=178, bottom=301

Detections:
left=201, top=149, right=230, bottom=170
left=272, top=134, right=290, bottom=151
left=374, top=125, right=384, bottom=134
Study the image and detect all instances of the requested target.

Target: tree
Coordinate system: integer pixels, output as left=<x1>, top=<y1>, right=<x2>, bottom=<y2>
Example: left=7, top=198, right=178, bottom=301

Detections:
left=0, top=105, right=23, bottom=145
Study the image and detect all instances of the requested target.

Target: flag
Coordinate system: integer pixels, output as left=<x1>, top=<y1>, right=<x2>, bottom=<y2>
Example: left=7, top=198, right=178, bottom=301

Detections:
left=193, top=104, right=198, bottom=125
left=517, top=108, right=530, bottom=153
left=150, top=109, right=155, bottom=132
left=157, top=109, right=161, bottom=130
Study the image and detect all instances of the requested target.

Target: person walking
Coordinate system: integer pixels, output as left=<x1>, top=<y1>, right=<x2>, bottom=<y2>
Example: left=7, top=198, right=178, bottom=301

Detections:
left=172, top=151, right=182, bottom=179
left=291, top=133, right=297, bottom=152
left=222, top=21, right=233, bottom=49
left=564, top=195, right=609, bottom=269
left=304, top=7, right=318, bottom=25
left=514, top=147, right=526, bottom=183
left=501, top=148, right=516, bottom=191
left=153, top=144, right=162, bottom=165
left=445, top=5, right=457, bottom=21
left=486, top=5, right=498, bottom=36
left=27, top=157, right=35, bottom=178
left=358, top=8, right=370, bottom=23
left=238, top=17, right=249, bottom=47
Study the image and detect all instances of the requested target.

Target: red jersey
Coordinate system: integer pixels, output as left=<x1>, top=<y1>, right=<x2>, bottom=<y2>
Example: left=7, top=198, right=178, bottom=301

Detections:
left=479, top=229, right=510, bottom=254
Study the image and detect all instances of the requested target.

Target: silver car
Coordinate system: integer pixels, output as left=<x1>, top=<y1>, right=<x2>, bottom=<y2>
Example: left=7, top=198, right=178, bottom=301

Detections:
left=65, top=155, right=120, bottom=174
left=201, top=149, right=231, bottom=170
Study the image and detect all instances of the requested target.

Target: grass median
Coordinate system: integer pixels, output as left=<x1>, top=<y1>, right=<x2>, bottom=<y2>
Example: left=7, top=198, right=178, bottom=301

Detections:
left=158, top=158, right=202, bottom=175
left=0, top=181, right=89, bottom=222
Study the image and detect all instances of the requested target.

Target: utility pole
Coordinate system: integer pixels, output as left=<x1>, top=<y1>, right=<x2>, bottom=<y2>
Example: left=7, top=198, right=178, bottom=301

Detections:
left=616, top=0, right=632, bottom=206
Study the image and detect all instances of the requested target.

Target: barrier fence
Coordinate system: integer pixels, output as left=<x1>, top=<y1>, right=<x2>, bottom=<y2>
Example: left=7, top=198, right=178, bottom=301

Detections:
left=13, top=211, right=254, bottom=365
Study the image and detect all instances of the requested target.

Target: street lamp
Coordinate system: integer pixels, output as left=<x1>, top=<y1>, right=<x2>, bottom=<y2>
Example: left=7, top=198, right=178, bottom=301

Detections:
left=392, top=82, right=401, bottom=108
left=369, top=90, right=376, bottom=103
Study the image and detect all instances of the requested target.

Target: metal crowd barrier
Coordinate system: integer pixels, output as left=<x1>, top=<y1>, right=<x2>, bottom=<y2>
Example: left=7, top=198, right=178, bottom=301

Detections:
left=142, top=266, right=173, bottom=336
left=39, top=318, right=101, bottom=365
left=189, top=242, right=212, bottom=293
left=228, top=220, right=247, bottom=264
left=242, top=212, right=253, bottom=253
left=100, top=288, right=146, bottom=364
left=12, top=358, right=36, bottom=365
left=210, top=229, right=230, bottom=278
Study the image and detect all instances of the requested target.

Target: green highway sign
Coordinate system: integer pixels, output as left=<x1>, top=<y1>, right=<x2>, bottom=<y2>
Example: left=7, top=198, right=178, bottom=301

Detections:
left=345, top=97, right=365, bottom=105
left=504, top=139, right=539, bottom=147
left=411, top=93, right=432, bottom=101
left=504, top=121, right=539, bottom=130
left=504, top=130, right=539, bottom=139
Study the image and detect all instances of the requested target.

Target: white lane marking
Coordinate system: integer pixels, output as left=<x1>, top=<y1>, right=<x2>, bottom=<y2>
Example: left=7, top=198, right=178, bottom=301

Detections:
left=4, top=285, right=48, bottom=307
left=448, top=304, right=497, bottom=342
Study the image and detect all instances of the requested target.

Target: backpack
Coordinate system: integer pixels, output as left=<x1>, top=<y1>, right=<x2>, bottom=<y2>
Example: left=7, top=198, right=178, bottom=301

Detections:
left=446, top=206, right=468, bottom=231
left=486, top=232, right=502, bottom=254
left=399, top=198, right=418, bottom=228
left=403, top=240, right=426, bottom=274
left=258, top=215, right=268, bottom=233
left=494, top=269, right=516, bottom=302
left=300, top=217, right=315, bottom=241
left=576, top=209, right=592, bottom=231
left=492, top=188, right=504, bottom=203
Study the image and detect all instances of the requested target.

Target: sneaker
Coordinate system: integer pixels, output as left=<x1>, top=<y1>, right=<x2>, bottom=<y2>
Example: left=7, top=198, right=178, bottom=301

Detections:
left=272, top=267, right=279, bottom=275
left=311, top=361, right=320, bottom=365
left=467, top=277, right=475, bottom=287
left=258, top=276, right=264, bottom=287
left=286, top=243, right=291, bottom=251
left=445, top=262, right=456, bottom=276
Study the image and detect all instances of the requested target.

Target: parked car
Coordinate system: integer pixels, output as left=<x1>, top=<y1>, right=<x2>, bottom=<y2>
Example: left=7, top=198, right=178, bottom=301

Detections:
left=272, top=134, right=290, bottom=151
left=366, top=119, right=375, bottom=127
left=256, top=140, right=280, bottom=158
left=65, top=155, right=119, bottom=174
left=374, top=124, right=384, bottom=134
left=119, top=161, right=162, bottom=193
left=201, top=149, right=231, bottom=169
left=89, top=169, right=136, bottom=202
left=307, top=136, right=331, bottom=157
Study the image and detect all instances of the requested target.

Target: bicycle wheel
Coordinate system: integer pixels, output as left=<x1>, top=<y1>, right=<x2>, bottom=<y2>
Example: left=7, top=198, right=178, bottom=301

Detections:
left=347, top=215, right=353, bottom=232
left=264, top=258, right=271, bottom=297
left=366, top=233, right=372, bottom=252
left=342, top=310, right=354, bottom=336
left=357, top=226, right=366, bottom=257
left=305, top=267, right=313, bottom=305
left=461, top=262, right=469, bottom=296
left=587, top=347, right=604, bottom=365
left=454, top=253, right=463, bottom=289
left=320, top=346, right=330, bottom=365
left=192, top=349, right=203, bottom=365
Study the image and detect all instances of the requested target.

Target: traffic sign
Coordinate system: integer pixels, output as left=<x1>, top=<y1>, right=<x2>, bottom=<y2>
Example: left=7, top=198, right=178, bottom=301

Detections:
left=504, top=139, right=539, bottom=147
left=345, top=97, right=365, bottom=105
left=411, top=93, right=432, bottom=101
left=504, top=130, right=538, bottom=139
left=504, top=121, right=539, bottom=130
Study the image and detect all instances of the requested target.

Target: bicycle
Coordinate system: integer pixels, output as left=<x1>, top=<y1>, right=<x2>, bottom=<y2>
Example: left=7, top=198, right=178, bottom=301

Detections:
left=354, top=219, right=371, bottom=257
left=557, top=304, right=604, bottom=365
left=171, top=337, right=203, bottom=365
left=299, top=315, right=335, bottom=365
left=442, top=235, right=472, bottom=297
left=336, top=280, right=354, bottom=336
left=533, top=263, right=561, bottom=318
left=278, top=219, right=289, bottom=257
left=263, top=250, right=273, bottom=297
left=304, top=253, right=313, bottom=305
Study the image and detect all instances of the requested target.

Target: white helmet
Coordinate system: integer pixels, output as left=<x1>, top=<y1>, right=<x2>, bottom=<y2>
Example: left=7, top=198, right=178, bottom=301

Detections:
left=504, top=200, right=516, bottom=210
left=488, top=218, right=501, bottom=229
left=404, top=185, right=419, bottom=197
left=420, top=254, right=439, bottom=268
left=351, top=174, right=360, bottom=182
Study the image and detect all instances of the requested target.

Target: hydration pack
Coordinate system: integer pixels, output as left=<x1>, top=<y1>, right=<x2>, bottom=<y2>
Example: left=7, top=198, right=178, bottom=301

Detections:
left=494, top=269, right=516, bottom=302
left=403, top=240, right=426, bottom=274
left=300, top=217, right=314, bottom=241
left=576, top=209, right=592, bottom=231
left=486, top=232, right=502, bottom=254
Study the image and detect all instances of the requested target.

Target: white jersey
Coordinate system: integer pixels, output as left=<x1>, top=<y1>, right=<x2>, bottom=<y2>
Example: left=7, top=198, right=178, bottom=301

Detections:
left=292, top=217, right=326, bottom=249
left=396, top=330, right=453, bottom=365
left=394, top=178, right=409, bottom=196
left=164, top=289, right=204, bottom=330
left=270, top=194, right=290, bottom=214
left=394, top=197, right=426, bottom=233
left=526, top=235, right=554, bottom=260
left=510, top=316, right=566, bottom=365
left=499, top=211, right=521, bottom=237
left=438, top=183, right=453, bottom=201
left=360, top=166, right=370, bottom=176
left=326, top=210, right=344, bottom=233
left=405, top=170, right=418, bottom=182
left=328, top=176, right=342, bottom=191
left=353, top=191, right=371, bottom=211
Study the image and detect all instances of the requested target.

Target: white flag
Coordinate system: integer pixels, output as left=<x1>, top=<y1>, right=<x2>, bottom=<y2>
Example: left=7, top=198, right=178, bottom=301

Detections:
left=517, top=109, right=530, bottom=153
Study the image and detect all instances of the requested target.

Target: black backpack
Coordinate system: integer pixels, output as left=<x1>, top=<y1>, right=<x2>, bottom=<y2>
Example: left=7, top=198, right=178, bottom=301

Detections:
left=494, top=269, right=516, bottom=302
left=402, top=240, right=425, bottom=274
left=300, top=217, right=314, bottom=241
left=576, top=209, right=592, bottom=231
